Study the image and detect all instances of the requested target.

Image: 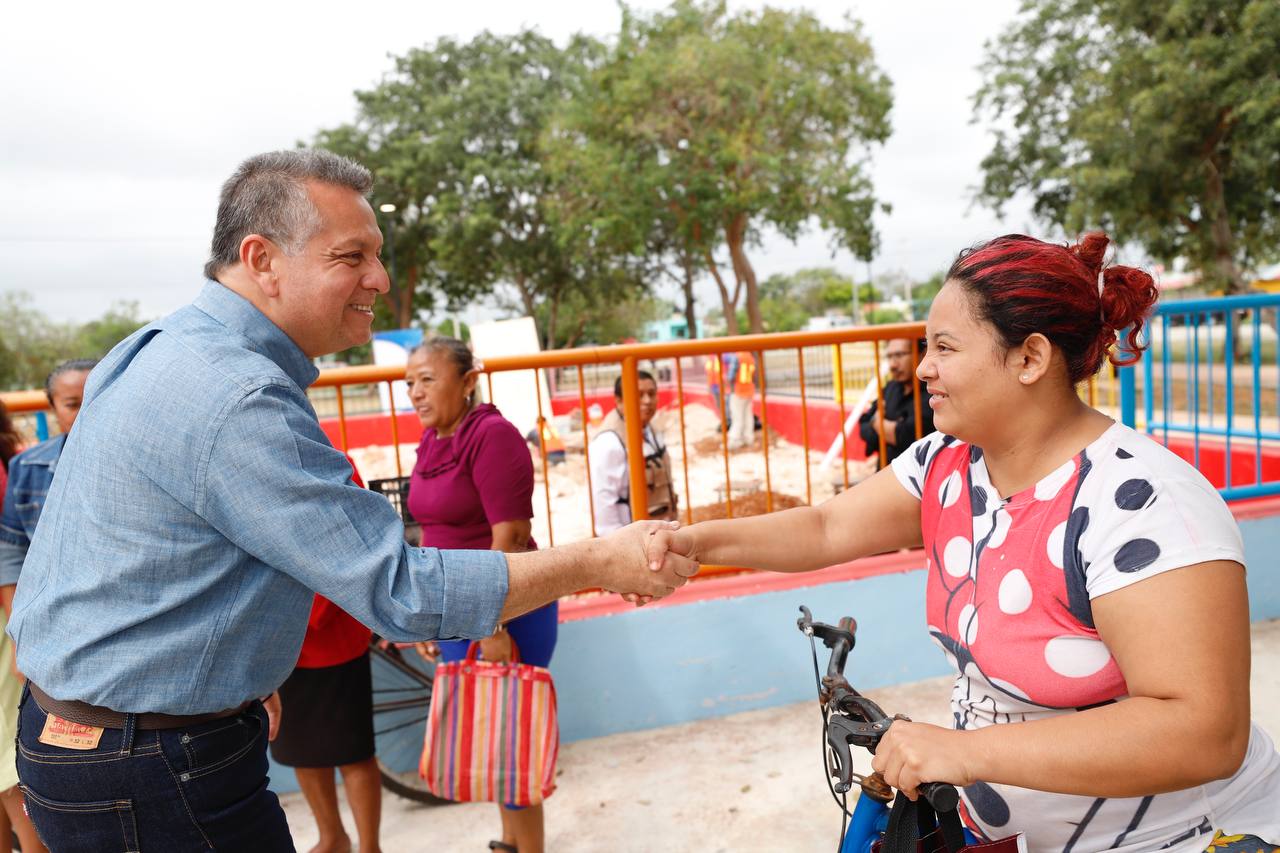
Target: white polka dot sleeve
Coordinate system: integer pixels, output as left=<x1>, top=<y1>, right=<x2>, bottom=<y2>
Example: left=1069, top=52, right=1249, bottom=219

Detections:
left=890, top=431, right=950, bottom=501
left=1078, top=440, right=1246, bottom=600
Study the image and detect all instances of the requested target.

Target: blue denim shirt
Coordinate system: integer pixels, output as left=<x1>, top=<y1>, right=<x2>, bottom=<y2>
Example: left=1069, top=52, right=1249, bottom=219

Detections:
left=9, top=282, right=508, bottom=714
left=0, top=433, right=66, bottom=586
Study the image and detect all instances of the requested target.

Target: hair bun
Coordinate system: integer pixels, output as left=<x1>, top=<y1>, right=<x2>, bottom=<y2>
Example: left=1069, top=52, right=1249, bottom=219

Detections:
left=1070, top=231, right=1110, bottom=276
left=1100, top=265, right=1158, bottom=332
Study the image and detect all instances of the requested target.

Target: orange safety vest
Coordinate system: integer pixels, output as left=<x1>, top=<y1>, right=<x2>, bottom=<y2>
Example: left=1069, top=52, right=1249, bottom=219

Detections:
left=705, top=355, right=724, bottom=386
left=538, top=420, right=565, bottom=454
left=732, top=353, right=756, bottom=397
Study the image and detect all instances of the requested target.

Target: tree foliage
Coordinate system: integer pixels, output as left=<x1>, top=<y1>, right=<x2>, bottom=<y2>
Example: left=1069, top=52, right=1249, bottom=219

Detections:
left=550, top=0, right=892, bottom=334
left=0, top=293, right=148, bottom=391
left=314, top=31, right=649, bottom=347
left=754, top=267, right=856, bottom=331
left=974, top=0, right=1280, bottom=292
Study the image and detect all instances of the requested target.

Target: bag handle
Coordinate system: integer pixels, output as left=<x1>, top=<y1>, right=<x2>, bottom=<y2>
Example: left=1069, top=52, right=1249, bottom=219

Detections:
left=465, top=632, right=523, bottom=664
left=881, top=790, right=967, bottom=853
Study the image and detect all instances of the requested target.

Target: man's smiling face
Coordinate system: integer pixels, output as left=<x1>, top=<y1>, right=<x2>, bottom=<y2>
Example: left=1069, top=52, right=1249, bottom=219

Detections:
left=272, top=181, right=388, bottom=357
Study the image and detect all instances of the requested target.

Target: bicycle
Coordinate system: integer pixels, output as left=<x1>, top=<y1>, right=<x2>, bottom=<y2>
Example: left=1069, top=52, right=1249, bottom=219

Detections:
left=368, top=637, right=448, bottom=804
left=797, top=605, right=981, bottom=853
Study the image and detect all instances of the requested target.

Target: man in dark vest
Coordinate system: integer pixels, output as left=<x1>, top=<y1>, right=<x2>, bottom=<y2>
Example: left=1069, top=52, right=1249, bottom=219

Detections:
left=858, top=337, right=934, bottom=468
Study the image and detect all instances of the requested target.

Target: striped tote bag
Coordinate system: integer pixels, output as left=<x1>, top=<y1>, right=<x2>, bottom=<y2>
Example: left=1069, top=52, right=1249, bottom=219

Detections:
left=420, top=641, right=559, bottom=806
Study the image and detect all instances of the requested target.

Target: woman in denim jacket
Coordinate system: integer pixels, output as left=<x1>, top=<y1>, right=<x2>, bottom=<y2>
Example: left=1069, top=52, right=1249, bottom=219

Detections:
left=0, top=359, right=94, bottom=853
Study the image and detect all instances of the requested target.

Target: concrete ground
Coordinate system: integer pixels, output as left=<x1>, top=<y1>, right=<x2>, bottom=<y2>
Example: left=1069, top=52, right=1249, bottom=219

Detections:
left=283, top=620, right=1280, bottom=852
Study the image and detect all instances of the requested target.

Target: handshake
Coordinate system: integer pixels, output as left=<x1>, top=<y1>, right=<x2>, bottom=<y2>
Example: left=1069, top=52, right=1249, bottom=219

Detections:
left=594, top=520, right=699, bottom=606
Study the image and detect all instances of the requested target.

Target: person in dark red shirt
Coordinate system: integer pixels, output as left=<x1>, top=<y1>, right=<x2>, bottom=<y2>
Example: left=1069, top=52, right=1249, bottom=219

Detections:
left=271, top=457, right=380, bottom=853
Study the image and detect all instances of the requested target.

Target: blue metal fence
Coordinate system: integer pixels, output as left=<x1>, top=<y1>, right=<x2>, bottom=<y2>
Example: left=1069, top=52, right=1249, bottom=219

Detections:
left=1118, top=292, right=1280, bottom=501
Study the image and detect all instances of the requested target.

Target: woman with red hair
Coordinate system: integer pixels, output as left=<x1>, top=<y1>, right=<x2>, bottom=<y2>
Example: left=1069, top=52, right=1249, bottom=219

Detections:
left=651, top=233, right=1279, bottom=852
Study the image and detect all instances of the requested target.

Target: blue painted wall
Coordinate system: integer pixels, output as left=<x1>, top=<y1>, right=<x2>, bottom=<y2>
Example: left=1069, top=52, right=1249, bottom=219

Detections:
left=268, top=510, right=1280, bottom=793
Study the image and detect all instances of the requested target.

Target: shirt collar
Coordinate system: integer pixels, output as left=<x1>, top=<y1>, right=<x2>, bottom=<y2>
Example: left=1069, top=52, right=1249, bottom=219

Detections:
left=194, top=282, right=320, bottom=389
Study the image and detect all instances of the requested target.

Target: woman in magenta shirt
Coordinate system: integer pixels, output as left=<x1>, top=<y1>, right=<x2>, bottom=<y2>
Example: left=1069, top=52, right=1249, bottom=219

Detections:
left=405, top=337, right=556, bottom=853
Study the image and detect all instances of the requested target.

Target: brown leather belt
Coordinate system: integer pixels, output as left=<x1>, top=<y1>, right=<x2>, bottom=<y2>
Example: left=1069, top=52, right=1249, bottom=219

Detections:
left=29, top=683, right=253, bottom=731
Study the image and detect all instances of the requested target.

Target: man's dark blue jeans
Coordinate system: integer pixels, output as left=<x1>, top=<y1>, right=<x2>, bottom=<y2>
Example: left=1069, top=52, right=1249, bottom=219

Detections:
left=16, top=686, right=295, bottom=851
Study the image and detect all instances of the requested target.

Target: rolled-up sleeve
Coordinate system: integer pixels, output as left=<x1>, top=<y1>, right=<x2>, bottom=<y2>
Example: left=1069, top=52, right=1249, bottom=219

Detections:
left=200, top=384, right=508, bottom=643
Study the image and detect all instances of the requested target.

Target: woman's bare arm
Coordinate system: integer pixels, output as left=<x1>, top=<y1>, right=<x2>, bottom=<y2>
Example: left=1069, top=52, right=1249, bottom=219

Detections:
left=490, top=519, right=531, bottom=554
left=656, top=466, right=923, bottom=573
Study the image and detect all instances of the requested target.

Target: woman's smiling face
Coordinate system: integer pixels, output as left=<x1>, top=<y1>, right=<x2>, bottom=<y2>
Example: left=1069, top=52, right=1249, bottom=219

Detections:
left=917, top=281, right=1022, bottom=444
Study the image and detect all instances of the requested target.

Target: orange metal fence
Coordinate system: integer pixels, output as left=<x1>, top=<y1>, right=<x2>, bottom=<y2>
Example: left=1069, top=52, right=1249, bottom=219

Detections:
left=1, top=323, right=1118, bottom=584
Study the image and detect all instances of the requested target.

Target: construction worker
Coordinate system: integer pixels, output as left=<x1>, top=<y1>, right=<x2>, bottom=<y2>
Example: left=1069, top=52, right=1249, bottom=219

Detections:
left=589, top=371, right=678, bottom=533
left=726, top=351, right=756, bottom=450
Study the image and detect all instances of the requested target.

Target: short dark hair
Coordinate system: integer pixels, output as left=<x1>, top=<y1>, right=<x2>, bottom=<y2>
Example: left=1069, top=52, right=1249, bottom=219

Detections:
left=45, top=358, right=98, bottom=405
left=204, top=149, right=373, bottom=281
left=614, top=370, right=656, bottom=399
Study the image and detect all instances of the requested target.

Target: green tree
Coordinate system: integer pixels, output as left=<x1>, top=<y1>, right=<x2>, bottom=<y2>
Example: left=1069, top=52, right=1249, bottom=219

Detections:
left=526, top=289, right=666, bottom=348
left=910, top=271, right=946, bottom=318
left=755, top=267, right=855, bottom=330
left=557, top=0, right=892, bottom=335
left=974, top=0, right=1280, bottom=293
left=0, top=292, right=78, bottom=391
left=0, top=294, right=148, bottom=391
left=76, top=301, right=147, bottom=357
left=315, top=31, right=648, bottom=347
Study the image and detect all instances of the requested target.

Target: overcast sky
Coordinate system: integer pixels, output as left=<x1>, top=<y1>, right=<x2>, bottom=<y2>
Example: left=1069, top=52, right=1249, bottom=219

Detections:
left=0, top=0, right=1035, bottom=326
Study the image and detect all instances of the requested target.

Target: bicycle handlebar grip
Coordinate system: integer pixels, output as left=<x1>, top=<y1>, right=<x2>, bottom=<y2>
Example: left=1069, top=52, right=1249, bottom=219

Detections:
left=837, top=616, right=856, bottom=633
left=919, top=781, right=960, bottom=813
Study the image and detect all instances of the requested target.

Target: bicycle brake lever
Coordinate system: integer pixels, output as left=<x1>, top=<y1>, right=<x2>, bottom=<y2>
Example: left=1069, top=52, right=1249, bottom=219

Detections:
left=797, top=605, right=814, bottom=634
left=826, top=715, right=891, bottom=793
left=825, top=716, right=858, bottom=793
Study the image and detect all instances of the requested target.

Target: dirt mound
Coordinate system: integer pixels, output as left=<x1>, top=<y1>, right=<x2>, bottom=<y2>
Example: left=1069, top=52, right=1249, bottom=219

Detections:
left=689, top=490, right=806, bottom=522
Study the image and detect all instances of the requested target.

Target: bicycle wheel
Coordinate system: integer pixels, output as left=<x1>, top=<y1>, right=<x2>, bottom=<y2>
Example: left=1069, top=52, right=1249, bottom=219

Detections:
left=369, top=640, right=450, bottom=805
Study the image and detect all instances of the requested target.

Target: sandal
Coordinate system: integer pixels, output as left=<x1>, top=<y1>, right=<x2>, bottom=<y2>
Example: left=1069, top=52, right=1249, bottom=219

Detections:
left=488, top=842, right=518, bottom=853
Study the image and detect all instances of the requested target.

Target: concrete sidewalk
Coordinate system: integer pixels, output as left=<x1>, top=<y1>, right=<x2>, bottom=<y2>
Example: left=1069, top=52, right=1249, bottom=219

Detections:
left=283, top=619, right=1280, bottom=852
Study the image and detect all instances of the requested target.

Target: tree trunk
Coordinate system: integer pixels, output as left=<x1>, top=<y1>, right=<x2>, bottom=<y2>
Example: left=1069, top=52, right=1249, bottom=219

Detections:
left=1203, top=156, right=1245, bottom=295
left=703, top=245, right=739, bottom=336
left=680, top=250, right=699, bottom=339
left=544, top=287, right=562, bottom=351
left=514, top=274, right=537, bottom=318
left=725, top=213, right=763, bottom=333
left=386, top=264, right=417, bottom=329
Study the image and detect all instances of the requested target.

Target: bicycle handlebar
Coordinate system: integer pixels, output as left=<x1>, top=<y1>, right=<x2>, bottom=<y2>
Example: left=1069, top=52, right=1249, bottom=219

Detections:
left=797, top=606, right=961, bottom=814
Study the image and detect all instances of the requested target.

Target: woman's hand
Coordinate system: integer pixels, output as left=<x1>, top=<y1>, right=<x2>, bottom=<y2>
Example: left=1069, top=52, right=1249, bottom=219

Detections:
left=478, top=629, right=513, bottom=662
left=414, top=641, right=441, bottom=662
left=870, top=720, right=978, bottom=800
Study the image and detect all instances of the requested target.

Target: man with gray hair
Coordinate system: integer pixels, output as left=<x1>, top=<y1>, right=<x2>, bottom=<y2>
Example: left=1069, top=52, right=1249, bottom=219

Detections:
left=8, top=149, right=696, bottom=850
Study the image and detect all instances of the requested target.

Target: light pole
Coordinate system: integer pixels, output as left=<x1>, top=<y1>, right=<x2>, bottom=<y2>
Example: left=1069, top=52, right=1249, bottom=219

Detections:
left=379, top=203, right=397, bottom=304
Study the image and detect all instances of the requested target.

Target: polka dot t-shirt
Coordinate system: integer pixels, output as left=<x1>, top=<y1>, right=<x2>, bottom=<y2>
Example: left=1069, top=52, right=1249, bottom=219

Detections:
left=892, top=422, right=1280, bottom=853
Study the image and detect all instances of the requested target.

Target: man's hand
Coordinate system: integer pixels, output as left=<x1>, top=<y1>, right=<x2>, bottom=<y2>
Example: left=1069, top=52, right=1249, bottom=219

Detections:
left=263, top=692, right=282, bottom=742
left=598, top=520, right=699, bottom=602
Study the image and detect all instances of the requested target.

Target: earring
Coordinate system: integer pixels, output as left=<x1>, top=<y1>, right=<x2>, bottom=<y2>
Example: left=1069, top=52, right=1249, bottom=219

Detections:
left=1020, top=373, right=1030, bottom=381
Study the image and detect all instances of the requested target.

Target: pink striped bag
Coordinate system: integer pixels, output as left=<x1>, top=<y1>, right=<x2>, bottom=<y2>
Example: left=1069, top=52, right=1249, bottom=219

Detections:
left=420, top=641, right=559, bottom=806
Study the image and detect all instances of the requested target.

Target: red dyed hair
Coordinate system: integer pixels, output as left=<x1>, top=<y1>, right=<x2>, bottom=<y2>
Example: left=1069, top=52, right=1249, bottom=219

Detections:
left=945, top=232, right=1158, bottom=384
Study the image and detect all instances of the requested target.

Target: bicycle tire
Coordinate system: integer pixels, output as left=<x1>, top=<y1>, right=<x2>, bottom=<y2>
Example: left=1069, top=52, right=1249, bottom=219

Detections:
left=368, top=640, right=451, bottom=806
